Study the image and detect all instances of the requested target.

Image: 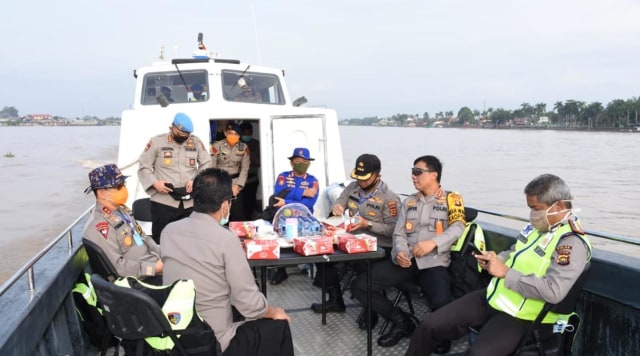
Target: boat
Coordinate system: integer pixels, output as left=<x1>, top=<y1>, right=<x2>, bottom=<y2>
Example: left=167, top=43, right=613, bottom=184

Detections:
left=1, top=35, right=639, bottom=355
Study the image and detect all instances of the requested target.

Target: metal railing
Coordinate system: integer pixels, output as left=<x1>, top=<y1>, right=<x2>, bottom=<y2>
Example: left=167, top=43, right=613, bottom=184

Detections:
left=0, top=206, right=93, bottom=298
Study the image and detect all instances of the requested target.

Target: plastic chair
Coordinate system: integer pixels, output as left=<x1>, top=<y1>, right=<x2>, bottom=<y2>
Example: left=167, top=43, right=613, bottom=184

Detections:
left=83, top=238, right=120, bottom=282
left=514, top=262, right=591, bottom=356
left=91, top=274, right=191, bottom=356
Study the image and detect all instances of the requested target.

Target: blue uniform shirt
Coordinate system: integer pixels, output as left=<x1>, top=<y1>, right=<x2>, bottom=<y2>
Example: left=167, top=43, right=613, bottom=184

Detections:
left=274, top=171, right=319, bottom=213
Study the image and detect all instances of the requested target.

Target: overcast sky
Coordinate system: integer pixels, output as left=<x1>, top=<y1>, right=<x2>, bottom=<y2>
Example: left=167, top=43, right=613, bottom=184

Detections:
left=1, top=0, right=639, bottom=119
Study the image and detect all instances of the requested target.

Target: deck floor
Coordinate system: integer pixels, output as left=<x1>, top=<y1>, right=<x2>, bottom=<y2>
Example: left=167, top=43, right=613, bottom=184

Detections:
left=262, top=266, right=468, bottom=356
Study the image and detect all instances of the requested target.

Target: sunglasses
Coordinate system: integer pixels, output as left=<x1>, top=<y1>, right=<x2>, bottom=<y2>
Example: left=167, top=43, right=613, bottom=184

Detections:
left=411, top=167, right=433, bottom=176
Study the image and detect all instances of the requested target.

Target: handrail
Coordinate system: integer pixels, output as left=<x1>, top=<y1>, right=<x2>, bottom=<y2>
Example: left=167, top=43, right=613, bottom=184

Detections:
left=0, top=206, right=94, bottom=298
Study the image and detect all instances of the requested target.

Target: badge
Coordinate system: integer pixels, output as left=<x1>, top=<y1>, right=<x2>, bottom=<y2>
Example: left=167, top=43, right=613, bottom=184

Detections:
left=95, top=222, right=109, bottom=239
left=405, top=221, right=414, bottom=232
left=163, top=151, right=173, bottom=158
left=168, top=312, right=181, bottom=325
left=165, top=159, right=171, bottom=165
left=124, top=236, right=132, bottom=247
left=189, top=158, right=196, bottom=166
left=367, top=211, right=376, bottom=217
left=556, top=245, right=572, bottom=266
left=388, top=201, right=398, bottom=217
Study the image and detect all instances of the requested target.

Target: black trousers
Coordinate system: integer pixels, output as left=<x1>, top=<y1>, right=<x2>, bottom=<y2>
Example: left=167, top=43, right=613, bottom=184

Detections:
left=150, top=200, right=192, bottom=244
left=242, top=179, right=259, bottom=219
left=229, top=189, right=247, bottom=222
left=350, top=258, right=451, bottom=319
left=224, top=319, right=294, bottom=356
left=406, top=288, right=552, bottom=356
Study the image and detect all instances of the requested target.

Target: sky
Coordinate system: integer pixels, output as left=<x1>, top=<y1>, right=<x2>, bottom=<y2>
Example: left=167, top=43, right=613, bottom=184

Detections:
left=1, top=0, right=639, bottom=119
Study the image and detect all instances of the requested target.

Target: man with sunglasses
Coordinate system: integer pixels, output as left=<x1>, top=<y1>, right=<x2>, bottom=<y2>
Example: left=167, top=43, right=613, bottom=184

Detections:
left=83, top=164, right=162, bottom=284
left=138, top=112, right=212, bottom=243
left=351, top=155, right=466, bottom=348
left=210, top=123, right=251, bottom=221
left=311, top=154, right=400, bottom=315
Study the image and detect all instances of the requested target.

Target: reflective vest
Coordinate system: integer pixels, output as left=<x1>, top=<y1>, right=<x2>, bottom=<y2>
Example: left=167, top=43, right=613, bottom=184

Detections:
left=115, top=277, right=199, bottom=351
left=486, top=221, right=591, bottom=323
left=72, top=273, right=101, bottom=318
left=450, top=222, right=487, bottom=272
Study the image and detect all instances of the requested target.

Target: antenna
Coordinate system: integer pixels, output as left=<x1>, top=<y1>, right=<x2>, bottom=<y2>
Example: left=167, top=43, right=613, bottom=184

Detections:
left=159, top=45, right=164, bottom=60
left=251, top=4, right=262, bottom=65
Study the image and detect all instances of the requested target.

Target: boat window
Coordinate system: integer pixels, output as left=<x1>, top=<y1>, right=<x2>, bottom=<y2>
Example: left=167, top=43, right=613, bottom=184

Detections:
left=141, top=70, right=209, bottom=105
left=222, top=70, right=285, bottom=105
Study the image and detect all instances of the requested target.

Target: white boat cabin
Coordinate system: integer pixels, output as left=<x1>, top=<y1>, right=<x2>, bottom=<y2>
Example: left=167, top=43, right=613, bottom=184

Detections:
left=117, top=43, right=346, bottom=227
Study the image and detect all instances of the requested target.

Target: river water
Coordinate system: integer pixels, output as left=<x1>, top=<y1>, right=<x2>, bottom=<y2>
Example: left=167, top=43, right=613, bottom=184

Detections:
left=1, top=125, right=638, bottom=282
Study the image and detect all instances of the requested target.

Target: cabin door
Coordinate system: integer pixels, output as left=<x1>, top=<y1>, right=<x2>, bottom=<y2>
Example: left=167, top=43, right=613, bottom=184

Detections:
left=270, top=115, right=328, bottom=190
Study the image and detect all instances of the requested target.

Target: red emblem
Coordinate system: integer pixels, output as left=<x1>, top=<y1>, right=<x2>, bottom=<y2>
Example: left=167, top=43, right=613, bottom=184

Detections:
left=210, top=146, right=217, bottom=155
left=388, top=201, right=398, bottom=217
left=144, top=140, right=152, bottom=152
left=277, top=175, right=285, bottom=186
left=96, top=222, right=109, bottom=239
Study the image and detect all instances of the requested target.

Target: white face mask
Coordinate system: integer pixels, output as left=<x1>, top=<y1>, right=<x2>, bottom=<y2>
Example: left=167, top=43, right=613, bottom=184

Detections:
left=529, top=200, right=572, bottom=232
left=220, top=201, right=230, bottom=225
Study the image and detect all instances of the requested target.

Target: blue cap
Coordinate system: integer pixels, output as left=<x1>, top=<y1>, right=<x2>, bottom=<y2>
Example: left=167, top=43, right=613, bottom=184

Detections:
left=288, top=147, right=315, bottom=161
left=191, top=84, right=203, bottom=91
left=84, top=164, right=128, bottom=194
left=172, top=112, right=193, bottom=133
left=226, top=123, right=241, bottom=134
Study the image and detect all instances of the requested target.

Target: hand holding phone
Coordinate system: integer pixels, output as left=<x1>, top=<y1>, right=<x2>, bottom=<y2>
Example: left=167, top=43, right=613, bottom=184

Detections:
left=467, top=241, right=483, bottom=255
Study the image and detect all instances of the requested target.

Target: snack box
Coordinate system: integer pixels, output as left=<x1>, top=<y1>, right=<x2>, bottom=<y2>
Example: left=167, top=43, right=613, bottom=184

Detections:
left=245, top=239, right=280, bottom=259
left=229, top=221, right=256, bottom=238
left=293, top=236, right=334, bottom=256
left=337, top=233, right=378, bottom=253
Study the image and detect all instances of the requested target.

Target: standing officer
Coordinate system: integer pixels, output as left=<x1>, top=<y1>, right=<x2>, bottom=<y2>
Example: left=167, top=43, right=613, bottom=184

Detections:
left=210, top=122, right=251, bottom=221
left=406, top=174, right=592, bottom=356
left=83, top=164, right=162, bottom=284
left=138, top=112, right=212, bottom=243
left=310, top=154, right=400, bottom=315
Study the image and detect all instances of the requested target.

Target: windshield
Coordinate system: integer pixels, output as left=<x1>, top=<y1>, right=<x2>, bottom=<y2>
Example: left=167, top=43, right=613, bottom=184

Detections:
left=222, top=70, right=285, bottom=105
left=141, top=70, right=209, bottom=105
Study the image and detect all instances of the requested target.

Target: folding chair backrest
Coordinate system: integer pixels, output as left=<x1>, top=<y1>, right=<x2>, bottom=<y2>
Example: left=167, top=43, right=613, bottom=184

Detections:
left=83, top=238, right=120, bottom=282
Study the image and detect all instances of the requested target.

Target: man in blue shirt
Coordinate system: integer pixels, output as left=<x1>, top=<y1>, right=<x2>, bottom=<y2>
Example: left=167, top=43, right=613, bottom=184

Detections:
left=269, top=147, right=319, bottom=284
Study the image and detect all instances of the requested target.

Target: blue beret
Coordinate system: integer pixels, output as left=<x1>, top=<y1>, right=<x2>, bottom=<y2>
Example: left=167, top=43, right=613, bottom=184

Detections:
left=84, top=164, right=128, bottom=194
left=172, top=112, right=193, bottom=133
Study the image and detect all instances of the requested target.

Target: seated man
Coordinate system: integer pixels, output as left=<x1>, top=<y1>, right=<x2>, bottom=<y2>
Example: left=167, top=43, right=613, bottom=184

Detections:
left=406, top=173, right=592, bottom=356
left=161, top=168, right=293, bottom=356
left=235, top=86, right=262, bottom=103
left=189, top=84, right=206, bottom=101
left=351, top=155, right=466, bottom=348
left=82, top=164, right=162, bottom=284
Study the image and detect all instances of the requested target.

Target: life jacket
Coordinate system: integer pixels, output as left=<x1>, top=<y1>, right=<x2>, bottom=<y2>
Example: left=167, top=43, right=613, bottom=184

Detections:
left=114, top=276, right=222, bottom=355
left=486, top=221, right=592, bottom=323
left=449, top=222, right=491, bottom=299
left=72, top=273, right=117, bottom=348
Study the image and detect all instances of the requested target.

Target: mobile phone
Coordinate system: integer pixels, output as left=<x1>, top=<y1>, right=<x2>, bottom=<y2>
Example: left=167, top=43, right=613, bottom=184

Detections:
left=467, top=241, right=483, bottom=255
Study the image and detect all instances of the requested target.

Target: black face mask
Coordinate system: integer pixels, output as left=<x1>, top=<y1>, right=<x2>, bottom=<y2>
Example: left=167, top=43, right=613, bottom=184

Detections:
left=360, top=177, right=380, bottom=192
left=173, top=134, right=188, bottom=144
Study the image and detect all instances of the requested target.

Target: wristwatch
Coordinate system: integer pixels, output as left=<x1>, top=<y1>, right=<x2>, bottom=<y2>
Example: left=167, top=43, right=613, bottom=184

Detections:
left=367, top=220, right=373, bottom=229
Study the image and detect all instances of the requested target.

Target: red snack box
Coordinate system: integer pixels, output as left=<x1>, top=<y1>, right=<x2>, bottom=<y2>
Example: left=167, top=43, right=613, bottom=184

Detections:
left=338, top=234, right=378, bottom=253
left=293, top=236, right=334, bottom=256
left=229, top=221, right=256, bottom=238
left=245, top=239, right=280, bottom=259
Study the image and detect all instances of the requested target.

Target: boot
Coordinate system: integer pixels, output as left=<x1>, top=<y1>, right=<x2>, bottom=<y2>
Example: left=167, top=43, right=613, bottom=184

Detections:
left=358, top=310, right=379, bottom=330
left=311, top=286, right=346, bottom=313
left=270, top=267, right=288, bottom=285
left=377, top=308, right=416, bottom=347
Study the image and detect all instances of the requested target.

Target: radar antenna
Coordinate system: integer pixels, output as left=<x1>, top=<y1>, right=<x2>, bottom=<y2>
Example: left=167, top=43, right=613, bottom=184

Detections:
left=159, top=45, right=165, bottom=60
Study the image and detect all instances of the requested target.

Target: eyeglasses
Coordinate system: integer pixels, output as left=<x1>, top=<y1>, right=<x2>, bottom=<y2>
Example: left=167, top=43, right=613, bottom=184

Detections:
left=411, top=167, right=433, bottom=176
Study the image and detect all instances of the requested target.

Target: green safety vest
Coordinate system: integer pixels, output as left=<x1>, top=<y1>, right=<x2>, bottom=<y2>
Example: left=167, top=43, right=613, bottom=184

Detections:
left=486, top=222, right=591, bottom=324
left=450, top=222, right=487, bottom=272
left=115, top=277, right=199, bottom=351
left=72, top=273, right=101, bottom=318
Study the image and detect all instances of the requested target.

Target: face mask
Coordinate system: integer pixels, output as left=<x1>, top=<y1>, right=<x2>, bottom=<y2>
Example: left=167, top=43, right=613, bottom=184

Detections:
left=241, top=135, right=252, bottom=143
left=293, top=162, right=309, bottom=175
left=360, top=177, right=379, bottom=192
left=107, top=186, right=129, bottom=206
left=529, top=200, right=571, bottom=232
left=220, top=202, right=230, bottom=225
left=173, top=134, right=188, bottom=144
left=226, top=135, right=240, bottom=146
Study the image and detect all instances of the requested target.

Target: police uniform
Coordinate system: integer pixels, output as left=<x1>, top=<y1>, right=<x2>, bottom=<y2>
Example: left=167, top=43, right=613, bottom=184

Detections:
left=210, top=139, right=250, bottom=220
left=83, top=202, right=161, bottom=279
left=138, top=133, right=211, bottom=241
left=274, top=170, right=319, bottom=213
left=406, top=215, right=592, bottom=356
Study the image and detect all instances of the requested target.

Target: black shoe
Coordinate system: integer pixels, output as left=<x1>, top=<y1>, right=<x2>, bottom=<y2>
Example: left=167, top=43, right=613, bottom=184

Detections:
left=358, top=311, right=378, bottom=330
left=434, top=340, right=451, bottom=354
left=310, top=287, right=346, bottom=313
left=377, top=308, right=416, bottom=347
left=270, top=268, right=288, bottom=285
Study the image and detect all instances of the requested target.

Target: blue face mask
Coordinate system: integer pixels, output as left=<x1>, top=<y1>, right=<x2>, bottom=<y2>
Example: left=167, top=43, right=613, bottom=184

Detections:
left=220, top=203, right=230, bottom=226
left=241, top=135, right=252, bottom=143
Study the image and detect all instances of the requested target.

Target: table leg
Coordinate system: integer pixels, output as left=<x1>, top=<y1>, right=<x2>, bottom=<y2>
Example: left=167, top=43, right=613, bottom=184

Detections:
left=261, top=266, right=267, bottom=297
left=321, top=263, right=326, bottom=325
left=366, top=259, right=372, bottom=356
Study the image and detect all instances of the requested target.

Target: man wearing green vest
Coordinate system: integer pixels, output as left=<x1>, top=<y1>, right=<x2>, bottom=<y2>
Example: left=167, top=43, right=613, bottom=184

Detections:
left=406, top=174, right=591, bottom=356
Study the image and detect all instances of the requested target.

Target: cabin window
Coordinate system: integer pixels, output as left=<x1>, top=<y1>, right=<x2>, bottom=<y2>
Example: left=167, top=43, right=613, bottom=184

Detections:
left=221, top=70, right=285, bottom=105
left=141, top=70, right=209, bottom=105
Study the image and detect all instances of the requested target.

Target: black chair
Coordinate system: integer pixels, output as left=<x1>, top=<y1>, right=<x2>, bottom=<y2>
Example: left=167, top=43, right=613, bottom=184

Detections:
left=83, top=238, right=120, bottom=282
left=514, top=262, right=591, bottom=356
left=132, top=198, right=153, bottom=222
left=91, top=274, right=191, bottom=356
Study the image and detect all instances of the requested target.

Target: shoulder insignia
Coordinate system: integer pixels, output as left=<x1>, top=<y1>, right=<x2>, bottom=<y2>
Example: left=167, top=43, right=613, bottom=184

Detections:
left=210, top=145, right=217, bottom=155
left=101, top=206, right=112, bottom=215
left=568, top=219, right=584, bottom=235
left=555, top=245, right=572, bottom=266
left=186, top=138, right=194, bottom=147
left=387, top=201, right=398, bottom=217
left=95, top=221, right=109, bottom=239
left=406, top=199, right=417, bottom=208
left=277, top=175, right=285, bottom=186
left=144, top=140, right=152, bottom=152
left=447, top=192, right=466, bottom=225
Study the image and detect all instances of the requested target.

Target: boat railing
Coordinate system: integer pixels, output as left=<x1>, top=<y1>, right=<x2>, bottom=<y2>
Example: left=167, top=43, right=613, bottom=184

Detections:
left=0, top=206, right=93, bottom=299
